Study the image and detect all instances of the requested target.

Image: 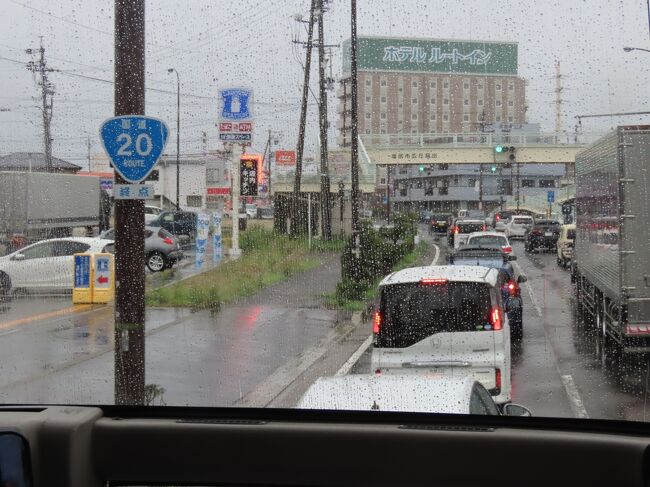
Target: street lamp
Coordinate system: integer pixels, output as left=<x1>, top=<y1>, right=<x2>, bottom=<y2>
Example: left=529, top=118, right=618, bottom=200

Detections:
left=623, top=46, right=650, bottom=53
left=167, top=68, right=180, bottom=210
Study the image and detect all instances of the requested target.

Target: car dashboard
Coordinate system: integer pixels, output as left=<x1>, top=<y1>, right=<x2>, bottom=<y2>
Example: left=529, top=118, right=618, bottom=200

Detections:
left=1, top=405, right=650, bottom=487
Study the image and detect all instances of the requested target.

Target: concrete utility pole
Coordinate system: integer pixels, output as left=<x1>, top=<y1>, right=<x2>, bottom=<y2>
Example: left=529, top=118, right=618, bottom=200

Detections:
left=167, top=68, right=181, bottom=210
left=113, top=0, right=146, bottom=406
left=350, top=0, right=361, bottom=262
left=317, top=0, right=332, bottom=240
left=292, top=0, right=317, bottom=235
left=26, top=38, right=54, bottom=172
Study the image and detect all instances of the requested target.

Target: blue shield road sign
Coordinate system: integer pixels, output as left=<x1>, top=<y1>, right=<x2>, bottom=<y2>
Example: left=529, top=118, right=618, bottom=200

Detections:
left=220, top=89, right=252, bottom=120
left=100, top=116, right=169, bottom=183
left=547, top=190, right=555, bottom=203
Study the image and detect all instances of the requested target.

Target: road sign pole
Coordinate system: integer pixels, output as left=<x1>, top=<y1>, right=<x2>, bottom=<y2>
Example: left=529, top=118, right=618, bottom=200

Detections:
left=231, top=143, right=242, bottom=256
left=114, top=0, right=145, bottom=406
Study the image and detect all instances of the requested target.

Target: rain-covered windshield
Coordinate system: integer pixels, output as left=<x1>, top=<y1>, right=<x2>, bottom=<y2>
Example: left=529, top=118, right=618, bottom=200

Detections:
left=1, top=0, right=650, bottom=423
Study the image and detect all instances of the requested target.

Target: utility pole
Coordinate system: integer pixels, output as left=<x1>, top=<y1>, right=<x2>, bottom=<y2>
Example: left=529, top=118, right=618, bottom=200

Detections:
left=478, top=163, right=484, bottom=211
left=292, top=0, right=316, bottom=235
left=167, top=68, right=181, bottom=210
left=87, top=136, right=92, bottom=172
left=317, top=0, right=332, bottom=240
left=386, top=165, right=391, bottom=224
left=114, top=0, right=146, bottom=406
left=26, top=38, right=54, bottom=172
left=516, top=161, right=521, bottom=211
left=349, top=0, right=361, bottom=266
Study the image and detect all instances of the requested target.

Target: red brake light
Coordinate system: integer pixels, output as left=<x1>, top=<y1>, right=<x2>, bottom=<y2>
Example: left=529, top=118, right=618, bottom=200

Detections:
left=163, top=237, right=174, bottom=245
left=502, top=245, right=512, bottom=254
left=373, top=311, right=382, bottom=334
left=420, top=278, right=448, bottom=285
left=454, top=227, right=459, bottom=234
left=495, top=368, right=502, bottom=391
left=490, top=307, right=503, bottom=331
left=496, top=215, right=501, bottom=221
left=482, top=224, right=487, bottom=231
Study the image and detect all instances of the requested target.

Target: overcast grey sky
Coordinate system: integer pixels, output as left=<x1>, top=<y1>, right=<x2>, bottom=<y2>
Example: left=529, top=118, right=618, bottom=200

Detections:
left=1, top=0, right=649, bottom=167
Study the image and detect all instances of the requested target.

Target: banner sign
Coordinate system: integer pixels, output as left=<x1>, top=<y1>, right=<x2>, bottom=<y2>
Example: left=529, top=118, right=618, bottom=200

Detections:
left=195, top=212, right=210, bottom=270
left=212, top=212, right=222, bottom=264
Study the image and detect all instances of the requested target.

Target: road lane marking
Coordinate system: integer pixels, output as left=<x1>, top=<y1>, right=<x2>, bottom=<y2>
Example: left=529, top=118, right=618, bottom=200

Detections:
left=336, top=335, right=373, bottom=376
left=513, top=255, right=589, bottom=419
left=512, top=260, right=542, bottom=317
left=431, top=243, right=440, bottom=265
left=0, top=304, right=97, bottom=332
left=561, top=374, right=590, bottom=419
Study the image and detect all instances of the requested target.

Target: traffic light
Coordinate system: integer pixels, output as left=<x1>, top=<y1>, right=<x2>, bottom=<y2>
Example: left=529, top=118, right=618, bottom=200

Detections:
left=495, top=145, right=506, bottom=153
left=495, top=145, right=516, bottom=160
left=418, top=165, right=425, bottom=172
left=490, top=165, right=497, bottom=173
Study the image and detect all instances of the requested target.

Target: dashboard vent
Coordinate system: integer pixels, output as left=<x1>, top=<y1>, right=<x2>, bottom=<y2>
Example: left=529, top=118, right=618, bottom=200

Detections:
left=399, top=424, right=494, bottom=432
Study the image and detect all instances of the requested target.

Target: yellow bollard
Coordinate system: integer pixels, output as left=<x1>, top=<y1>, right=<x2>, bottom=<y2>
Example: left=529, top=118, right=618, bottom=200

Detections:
left=72, top=254, right=93, bottom=304
left=91, top=253, right=114, bottom=304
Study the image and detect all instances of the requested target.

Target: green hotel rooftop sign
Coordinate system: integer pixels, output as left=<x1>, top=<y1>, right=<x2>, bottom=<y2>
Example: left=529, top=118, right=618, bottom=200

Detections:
left=343, top=37, right=518, bottom=76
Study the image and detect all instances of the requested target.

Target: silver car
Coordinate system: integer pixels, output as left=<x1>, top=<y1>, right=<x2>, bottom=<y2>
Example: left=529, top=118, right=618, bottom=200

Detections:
left=100, top=227, right=184, bottom=272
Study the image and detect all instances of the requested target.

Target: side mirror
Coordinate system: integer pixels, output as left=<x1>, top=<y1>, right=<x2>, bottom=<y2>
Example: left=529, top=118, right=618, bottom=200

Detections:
left=507, top=255, right=517, bottom=261
left=503, top=403, right=531, bottom=417
left=12, top=253, right=25, bottom=261
left=517, top=274, right=528, bottom=283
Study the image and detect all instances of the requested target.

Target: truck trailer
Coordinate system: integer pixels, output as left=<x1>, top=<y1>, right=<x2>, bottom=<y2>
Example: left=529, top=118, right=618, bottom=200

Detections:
left=572, top=126, right=650, bottom=360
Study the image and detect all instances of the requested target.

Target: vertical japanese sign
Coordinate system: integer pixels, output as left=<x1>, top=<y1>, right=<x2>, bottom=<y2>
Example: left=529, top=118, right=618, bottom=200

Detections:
left=195, top=212, right=210, bottom=270
left=212, top=211, right=222, bottom=264
left=240, top=157, right=259, bottom=196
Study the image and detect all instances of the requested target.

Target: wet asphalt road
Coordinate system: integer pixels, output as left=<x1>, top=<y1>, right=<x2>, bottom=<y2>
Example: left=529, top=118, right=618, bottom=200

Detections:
left=0, top=227, right=649, bottom=420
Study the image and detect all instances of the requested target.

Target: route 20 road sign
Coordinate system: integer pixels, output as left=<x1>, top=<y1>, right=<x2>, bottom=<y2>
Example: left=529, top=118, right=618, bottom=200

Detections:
left=100, top=115, right=169, bottom=183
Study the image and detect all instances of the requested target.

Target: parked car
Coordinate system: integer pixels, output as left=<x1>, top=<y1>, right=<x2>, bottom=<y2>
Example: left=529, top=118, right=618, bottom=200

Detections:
left=259, top=207, right=274, bottom=219
left=524, top=219, right=561, bottom=253
left=149, top=211, right=197, bottom=248
left=466, top=231, right=513, bottom=254
left=144, top=205, right=162, bottom=225
left=0, top=237, right=113, bottom=296
left=245, top=204, right=257, bottom=219
left=371, top=265, right=512, bottom=404
left=451, top=219, right=486, bottom=249
left=504, top=215, right=534, bottom=239
left=428, top=213, right=452, bottom=234
left=101, top=227, right=184, bottom=272
left=556, top=223, right=576, bottom=267
left=297, top=375, right=530, bottom=416
left=449, top=245, right=527, bottom=341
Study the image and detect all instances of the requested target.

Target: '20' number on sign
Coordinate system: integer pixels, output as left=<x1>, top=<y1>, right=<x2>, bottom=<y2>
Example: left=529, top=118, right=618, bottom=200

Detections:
left=116, top=133, right=153, bottom=157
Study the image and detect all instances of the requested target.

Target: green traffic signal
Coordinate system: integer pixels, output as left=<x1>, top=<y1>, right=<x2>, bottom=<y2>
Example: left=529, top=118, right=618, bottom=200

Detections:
left=495, top=145, right=505, bottom=153
left=418, top=165, right=425, bottom=172
left=490, top=165, right=497, bottom=172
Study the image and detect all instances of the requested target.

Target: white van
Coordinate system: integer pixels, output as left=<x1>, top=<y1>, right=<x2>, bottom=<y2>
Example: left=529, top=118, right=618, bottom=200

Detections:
left=556, top=223, right=576, bottom=267
left=371, top=265, right=512, bottom=404
left=504, top=215, right=534, bottom=239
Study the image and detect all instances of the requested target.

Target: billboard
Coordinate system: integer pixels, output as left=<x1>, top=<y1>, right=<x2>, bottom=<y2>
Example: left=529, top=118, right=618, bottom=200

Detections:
left=275, top=150, right=296, bottom=165
left=342, top=36, right=518, bottom=76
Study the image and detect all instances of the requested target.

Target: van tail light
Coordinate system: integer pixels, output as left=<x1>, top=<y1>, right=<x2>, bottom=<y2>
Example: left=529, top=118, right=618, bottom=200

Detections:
left=502, top=245, right=512, bottom=254
left=490, top=307, right=503, bottom=331
left=163, top=237, right=174, bottom=245
left=483, top=224, right=487, bottom=231
left=373, top=311, right=382, bottom=334
left=494, top=368, right=502, bottom=394
left=454, top=226, right=459, bottom=234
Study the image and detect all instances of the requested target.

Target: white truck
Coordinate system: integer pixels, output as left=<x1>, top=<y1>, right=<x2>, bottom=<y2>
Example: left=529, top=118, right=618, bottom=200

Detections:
left=571, top=127, right=650, bottom=362
left=0, top=172, right=101, bottom=251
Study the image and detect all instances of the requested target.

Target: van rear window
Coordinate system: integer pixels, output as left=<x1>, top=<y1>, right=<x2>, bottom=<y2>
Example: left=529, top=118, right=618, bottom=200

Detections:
left=376, top=282, right=492, bottom=348
left=513, top=218, right=531, bottom=224
left=457, top=223, right=484, bottom=233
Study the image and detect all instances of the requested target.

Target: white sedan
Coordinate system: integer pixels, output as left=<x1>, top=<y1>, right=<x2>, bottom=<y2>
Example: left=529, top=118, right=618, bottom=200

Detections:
left=0, top=237, right=113, bottom=296
left=297, top=375, right=531, bottom=416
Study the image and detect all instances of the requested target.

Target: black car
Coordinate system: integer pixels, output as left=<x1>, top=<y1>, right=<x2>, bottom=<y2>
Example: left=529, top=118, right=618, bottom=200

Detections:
left=429, top=213, right=452, bottom=234
left=524, top=219, right=561, bottom=252
left=150, top=211, right=197, bottom=248
left=449, top=245, right=527, bottom=340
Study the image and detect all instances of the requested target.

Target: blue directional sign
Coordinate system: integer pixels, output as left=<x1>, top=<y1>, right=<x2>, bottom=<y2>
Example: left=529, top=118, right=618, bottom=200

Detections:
left=99, top=115, right=169, bottom=183
left=547, top=190, right=555, bottom=203
left=220, top=89, right=252, bottom=120
left=74, top=254, right=90, bottom=288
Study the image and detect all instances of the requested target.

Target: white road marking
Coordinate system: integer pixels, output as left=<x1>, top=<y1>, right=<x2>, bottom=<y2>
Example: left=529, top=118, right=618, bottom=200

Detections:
left=335, top=335, right=373, bottom=376
left=431, top=243, right=440, bottom=265
left=513, top=253, right=589, bottom=419
left=561, top=374, right=590, bottom=419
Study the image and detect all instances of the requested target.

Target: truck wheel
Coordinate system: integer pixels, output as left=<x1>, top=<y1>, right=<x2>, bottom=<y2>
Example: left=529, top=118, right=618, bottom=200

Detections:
left=146, top=252, right=167, bottom=272
left=0, top=273, right=12, bottom=302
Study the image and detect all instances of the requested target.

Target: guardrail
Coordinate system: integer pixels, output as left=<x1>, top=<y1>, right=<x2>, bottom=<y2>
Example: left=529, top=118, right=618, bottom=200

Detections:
left=360, top=132, right=603, bottom=149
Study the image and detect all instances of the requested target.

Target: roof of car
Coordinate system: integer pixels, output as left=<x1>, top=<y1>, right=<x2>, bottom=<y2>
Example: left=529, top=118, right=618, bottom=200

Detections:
left=296, top=375, right=477, bottom=414
left=467, top=231, right=508, bottom=239
left=380, top=265, right=499, bottom=287
left=456, top=219, right=485, bottom=224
